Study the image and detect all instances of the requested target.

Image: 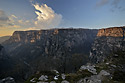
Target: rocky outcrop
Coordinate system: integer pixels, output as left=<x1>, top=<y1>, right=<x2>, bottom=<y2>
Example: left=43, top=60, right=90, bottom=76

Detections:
left=82, top=70, right=110, bottom=83
left=90, top=27, right=125, bottom=63
left=80, top=65, right=97, bottom=74
left=0, top=77, right=15, bottom=83
left=97, top=27, right=125, bottom=37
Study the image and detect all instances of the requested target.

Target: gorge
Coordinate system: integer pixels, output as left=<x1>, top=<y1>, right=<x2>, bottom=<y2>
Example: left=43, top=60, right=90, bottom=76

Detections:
left=0, top=27, right=125, bottom=83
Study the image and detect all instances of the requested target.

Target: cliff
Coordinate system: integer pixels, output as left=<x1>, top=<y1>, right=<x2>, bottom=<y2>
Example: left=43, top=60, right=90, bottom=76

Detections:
left=90, top=27, right=125, bottom=63
left=6, top=28, right=97, bottom=44
left=2, top=27, right=125, bottom=82
left=4, top=28, right=98, bottom=55
left=89, top=27, right=125, bottom=83
left=97, top=27, right=125, bottom=37
left=2, top=28, right=98, bottom=81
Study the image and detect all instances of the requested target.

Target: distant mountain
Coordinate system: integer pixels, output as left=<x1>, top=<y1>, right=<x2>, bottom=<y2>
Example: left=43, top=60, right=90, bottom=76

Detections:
left=0, top=36, right=10, bottom=44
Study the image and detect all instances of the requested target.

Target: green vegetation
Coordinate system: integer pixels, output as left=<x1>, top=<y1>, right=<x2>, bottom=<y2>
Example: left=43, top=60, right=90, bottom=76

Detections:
left=24, top=69, right=93, bottom=83
left=94, top=50, right=125, bottom=83
left=65, top=69, right=93, bottom=82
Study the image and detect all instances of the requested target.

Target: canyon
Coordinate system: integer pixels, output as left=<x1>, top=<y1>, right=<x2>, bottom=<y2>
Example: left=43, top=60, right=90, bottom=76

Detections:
left=0, top=27, right=125, bottom=83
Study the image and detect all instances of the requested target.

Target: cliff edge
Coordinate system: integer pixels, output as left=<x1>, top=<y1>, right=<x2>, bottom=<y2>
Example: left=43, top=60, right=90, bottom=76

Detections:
left=97, top=27, right=125, bottom=37
left=90, top=26, right=125, bottom=63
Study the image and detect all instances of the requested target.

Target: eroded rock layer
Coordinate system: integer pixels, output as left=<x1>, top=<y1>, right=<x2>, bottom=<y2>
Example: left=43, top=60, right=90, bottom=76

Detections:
left=97, top=27, right=125, bottom=37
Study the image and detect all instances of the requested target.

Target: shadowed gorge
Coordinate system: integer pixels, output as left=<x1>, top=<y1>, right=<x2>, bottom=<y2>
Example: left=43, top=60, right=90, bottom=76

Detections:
left=2, top=28, right=98, bottom=82
left=0, top=27, right=125, bottom=83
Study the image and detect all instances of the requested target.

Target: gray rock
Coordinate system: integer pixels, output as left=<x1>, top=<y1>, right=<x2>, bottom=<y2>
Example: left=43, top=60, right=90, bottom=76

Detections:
left=84, top=78, right=101, bottom=83
left=54, top=75, right=59, bottom=80
left=37, top=82, right=48, bottom=83
left=82, top=70, right=110, bottom=83
left=61, top=74, right=66, bottom=80
left=0, top=77, right=15, bottom=83
left=50, top=81, right=56, bottom=83
left=80, top=65, right=97, bottom=74
left=38, top=75, right=48, bottom=81
left=30, top=78, right=37, bottom=82
left=90, top=36, right=125, bottom=63
left=61, top=80, right=69, bottom=83
left=98, top=70, right=110, bottom=77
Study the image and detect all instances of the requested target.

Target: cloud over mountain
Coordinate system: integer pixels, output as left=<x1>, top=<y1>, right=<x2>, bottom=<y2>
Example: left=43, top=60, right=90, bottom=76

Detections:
left=33, top=3, right=62, bottom=29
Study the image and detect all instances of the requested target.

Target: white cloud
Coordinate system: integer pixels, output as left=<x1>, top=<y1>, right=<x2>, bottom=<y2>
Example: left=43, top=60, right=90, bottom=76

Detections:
left=11, top=15, right=17, bottom=18
left=33, top=3, right=62, bottom=29
left=0, top=10, right=32, bottom=29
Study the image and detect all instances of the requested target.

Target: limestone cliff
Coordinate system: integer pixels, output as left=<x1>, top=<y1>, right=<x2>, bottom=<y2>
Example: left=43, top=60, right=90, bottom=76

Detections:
left=90, top=27, right=125, bottom=63
left=7, top=28, right=97, bottom=44
left=97, top=27, right=125, bottom=37
left=4, top=28, right=98, bottom=56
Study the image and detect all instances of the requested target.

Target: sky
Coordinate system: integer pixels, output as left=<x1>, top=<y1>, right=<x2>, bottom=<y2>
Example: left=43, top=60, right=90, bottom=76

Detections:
left=0, top=0, right=125, bottom=36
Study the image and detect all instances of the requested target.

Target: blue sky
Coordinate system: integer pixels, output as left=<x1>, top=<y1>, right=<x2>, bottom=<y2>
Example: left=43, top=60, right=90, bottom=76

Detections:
left=0, top=0, right=125, bottom=36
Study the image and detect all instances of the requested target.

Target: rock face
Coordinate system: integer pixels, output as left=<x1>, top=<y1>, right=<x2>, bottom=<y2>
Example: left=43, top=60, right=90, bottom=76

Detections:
left=97, top=27, right=125, bottom=37
left=4, top=29, right=97, bottom=55
left=3, top=28, right=98, bottom=81
left=83, top=70, right=110, bottom=83
left=90, top=27, right=125, bottom=63
left=80, top=65, right=97, bottom=74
